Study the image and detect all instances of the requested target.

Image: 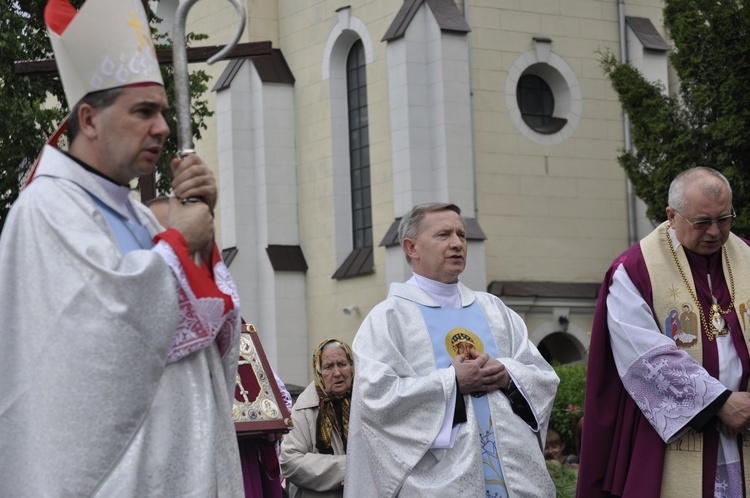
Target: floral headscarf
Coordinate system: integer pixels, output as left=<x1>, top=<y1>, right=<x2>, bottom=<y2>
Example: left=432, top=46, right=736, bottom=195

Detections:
left=312, top=338, right=354, bottom=455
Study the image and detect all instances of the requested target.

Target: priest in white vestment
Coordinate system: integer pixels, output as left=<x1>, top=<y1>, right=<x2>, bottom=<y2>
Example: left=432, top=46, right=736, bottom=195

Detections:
left=0, top=0, right=243, bottom=496
left=345, top=203, right=558, bottom=497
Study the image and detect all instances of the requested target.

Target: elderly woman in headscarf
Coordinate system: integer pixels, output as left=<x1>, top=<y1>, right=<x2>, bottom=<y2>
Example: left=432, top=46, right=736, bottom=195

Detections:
left=280, top=339, right=354, bottom=498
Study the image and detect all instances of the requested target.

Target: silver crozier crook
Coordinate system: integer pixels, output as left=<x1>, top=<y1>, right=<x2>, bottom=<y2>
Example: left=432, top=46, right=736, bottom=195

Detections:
left=172, top=0, right=246, bottom=157
left=171, top=0, right=245, bottom=264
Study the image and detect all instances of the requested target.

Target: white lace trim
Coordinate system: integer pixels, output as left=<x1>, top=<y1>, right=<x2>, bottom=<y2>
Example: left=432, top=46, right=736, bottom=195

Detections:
left=154, top=241, right=241, bottom=364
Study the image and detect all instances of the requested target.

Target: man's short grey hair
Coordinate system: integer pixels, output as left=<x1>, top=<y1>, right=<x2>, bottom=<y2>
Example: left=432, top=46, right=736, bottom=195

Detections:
left=397, top=203, right=463, bottom=264
left=668, top=167, right=732, bottom=213
left=67, top=87, right=126, bottom=142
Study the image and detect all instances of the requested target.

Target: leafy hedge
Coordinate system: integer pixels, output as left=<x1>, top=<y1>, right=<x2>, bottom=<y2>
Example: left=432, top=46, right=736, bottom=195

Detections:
left=547, top=461, right=579, bottom=498
left=548, top=363, right=586, bottom=458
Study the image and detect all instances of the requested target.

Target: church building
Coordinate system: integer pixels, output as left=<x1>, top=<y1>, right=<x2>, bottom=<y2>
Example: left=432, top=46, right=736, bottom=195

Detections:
left=153, top=0, right=670, bottom=387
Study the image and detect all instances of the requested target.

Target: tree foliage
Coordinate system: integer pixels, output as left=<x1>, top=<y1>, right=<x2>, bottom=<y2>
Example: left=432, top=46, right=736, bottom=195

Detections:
left=602, top=0, right=750, bottom=237
left=0, top=1, right=67, bottom=229
left=0, top=0, right=212, bottom=230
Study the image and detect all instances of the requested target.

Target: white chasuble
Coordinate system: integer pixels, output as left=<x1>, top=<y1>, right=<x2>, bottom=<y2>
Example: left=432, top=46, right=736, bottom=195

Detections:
left=345, top=282, right=557, bottom=497
left=0, top=146, right=243, bottom=497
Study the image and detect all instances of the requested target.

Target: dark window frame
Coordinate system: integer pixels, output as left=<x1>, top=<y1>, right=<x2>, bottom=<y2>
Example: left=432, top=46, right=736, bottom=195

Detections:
left=517, top=73, right=566, bottom=134
left=334, top=39, right=374, bottom=280
left=347, top=39, right=372, bottom=250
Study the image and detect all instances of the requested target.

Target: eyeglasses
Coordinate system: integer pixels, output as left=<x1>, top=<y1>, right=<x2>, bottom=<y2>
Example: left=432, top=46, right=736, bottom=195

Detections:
left=673, top=207, right=736, bottom=230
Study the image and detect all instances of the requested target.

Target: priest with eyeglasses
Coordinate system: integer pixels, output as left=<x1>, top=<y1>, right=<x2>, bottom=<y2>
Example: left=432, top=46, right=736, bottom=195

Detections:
left=578, top=167, right=750, bottom=497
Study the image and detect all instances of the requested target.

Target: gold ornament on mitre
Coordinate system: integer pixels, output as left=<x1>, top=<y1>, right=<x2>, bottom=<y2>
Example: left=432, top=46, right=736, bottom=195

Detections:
left=45, top=0, right=163, bottom=110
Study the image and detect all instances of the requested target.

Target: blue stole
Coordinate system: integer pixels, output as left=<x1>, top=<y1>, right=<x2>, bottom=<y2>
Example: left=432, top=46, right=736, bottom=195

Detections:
left=90, top=195, right=154, bottom=253
left=418, top=301, right=509, bottom=498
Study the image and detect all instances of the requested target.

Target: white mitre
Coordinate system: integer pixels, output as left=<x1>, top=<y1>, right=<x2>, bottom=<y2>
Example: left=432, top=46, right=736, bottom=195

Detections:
left=45, top=0, right=164, bottom=110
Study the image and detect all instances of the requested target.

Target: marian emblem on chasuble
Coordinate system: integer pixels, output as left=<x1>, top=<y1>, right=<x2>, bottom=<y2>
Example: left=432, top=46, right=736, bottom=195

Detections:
left=445, top=328, right=489, bottom=399
left=445, top=328, right=485, bottom=358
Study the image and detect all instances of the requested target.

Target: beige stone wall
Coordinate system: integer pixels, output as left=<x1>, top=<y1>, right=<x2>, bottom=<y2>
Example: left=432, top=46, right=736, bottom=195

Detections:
left=277, top=1, right=401, bottom=360
left=181, top=0, right=405, bottom=371
left=183, top=0, right=281, bottom=248
left=473, top=0, right=622, bottom=286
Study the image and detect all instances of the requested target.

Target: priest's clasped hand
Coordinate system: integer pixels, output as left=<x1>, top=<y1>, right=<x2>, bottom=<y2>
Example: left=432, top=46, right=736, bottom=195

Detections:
left=453, top=349, right=511, bottom=394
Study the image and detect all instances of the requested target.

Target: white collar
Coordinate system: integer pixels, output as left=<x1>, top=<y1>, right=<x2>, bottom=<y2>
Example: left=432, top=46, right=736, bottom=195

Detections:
left=406, top=273, right=462, bottom=309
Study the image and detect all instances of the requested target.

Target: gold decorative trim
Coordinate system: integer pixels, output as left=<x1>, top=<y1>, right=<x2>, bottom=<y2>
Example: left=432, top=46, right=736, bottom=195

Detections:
left=232, top=330, right=283, bottom=423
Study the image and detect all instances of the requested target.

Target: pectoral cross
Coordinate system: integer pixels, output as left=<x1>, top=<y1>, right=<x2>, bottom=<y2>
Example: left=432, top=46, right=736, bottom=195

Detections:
left=709, top=304, right=730, bottom=338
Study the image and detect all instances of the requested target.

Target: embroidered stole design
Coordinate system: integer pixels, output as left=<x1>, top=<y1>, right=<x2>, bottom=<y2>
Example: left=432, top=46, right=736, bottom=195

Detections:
left=418, top=302, right=509, bottom=498
left=641, top=221, right=750, bottom=495
left=91, top=195, right=154, bottom=252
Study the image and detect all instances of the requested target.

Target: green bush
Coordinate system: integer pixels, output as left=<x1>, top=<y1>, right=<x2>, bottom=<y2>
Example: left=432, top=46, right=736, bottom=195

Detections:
left=549, top=363, right=586, bottom=457
left=547, top=461, right=578, bottom=498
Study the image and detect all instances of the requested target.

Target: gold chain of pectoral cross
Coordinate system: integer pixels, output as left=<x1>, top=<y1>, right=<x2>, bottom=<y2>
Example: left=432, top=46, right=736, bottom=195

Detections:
left=666, top=225, right=735, bottom=341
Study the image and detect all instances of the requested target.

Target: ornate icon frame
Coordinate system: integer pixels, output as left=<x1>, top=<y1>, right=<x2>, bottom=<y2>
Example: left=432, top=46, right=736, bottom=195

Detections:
left=233, top=323, right=292, bottom=437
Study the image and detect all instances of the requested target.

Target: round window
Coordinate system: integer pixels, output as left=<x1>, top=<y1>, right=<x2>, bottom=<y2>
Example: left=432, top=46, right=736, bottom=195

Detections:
left=517, top=74, right=554, bottom=129
left=506, top=49, right=581, bottom=144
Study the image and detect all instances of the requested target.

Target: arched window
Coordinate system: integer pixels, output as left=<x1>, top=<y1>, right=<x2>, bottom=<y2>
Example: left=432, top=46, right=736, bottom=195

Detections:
left=347, top=39, right=372, bottom=249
